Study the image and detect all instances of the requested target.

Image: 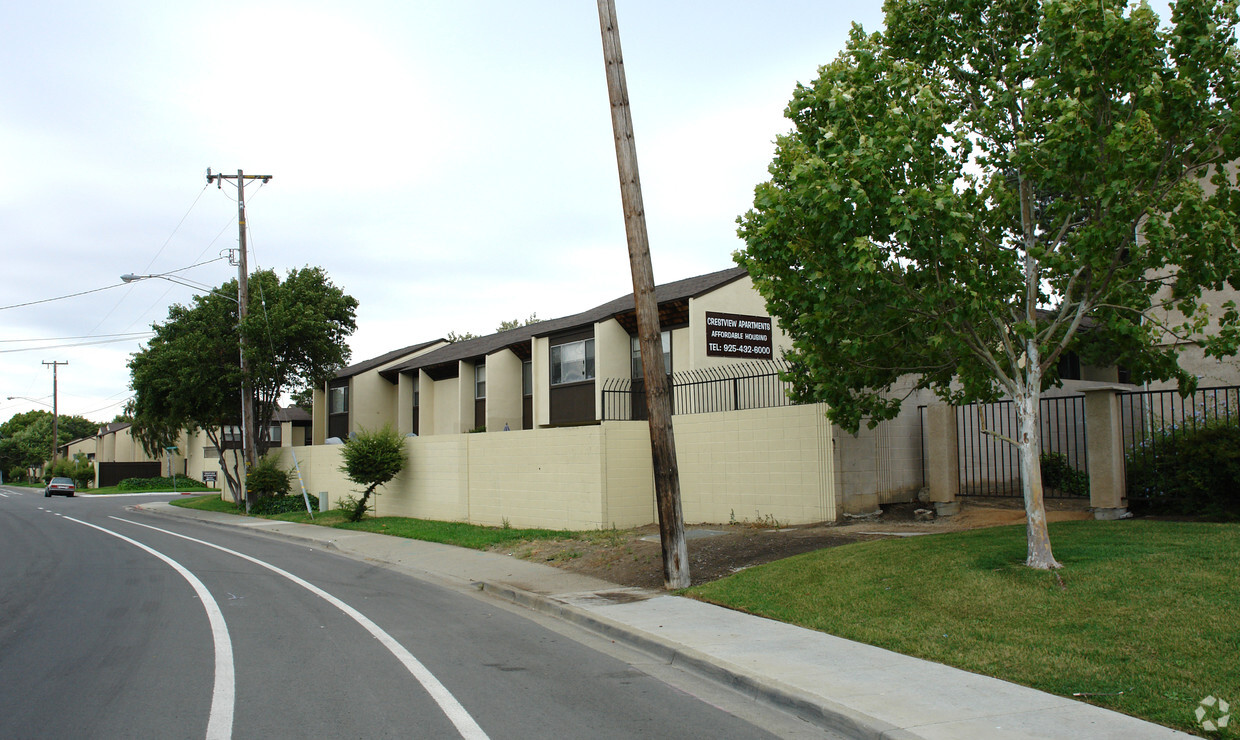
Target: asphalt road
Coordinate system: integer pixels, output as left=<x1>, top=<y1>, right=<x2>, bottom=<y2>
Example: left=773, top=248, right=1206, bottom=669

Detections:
left=0, top=487, right=834, bottom=739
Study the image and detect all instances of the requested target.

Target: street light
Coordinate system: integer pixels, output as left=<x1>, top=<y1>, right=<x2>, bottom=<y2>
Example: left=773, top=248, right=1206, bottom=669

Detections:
left=120, top=273, right=237, bottom=302
left=6, top=396, right=52, bottom=408
left=121, top=271, right=255, bottom=508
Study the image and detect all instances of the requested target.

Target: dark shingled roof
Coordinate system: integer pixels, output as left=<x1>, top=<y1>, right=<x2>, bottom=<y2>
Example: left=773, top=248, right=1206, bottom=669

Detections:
left=379, top=266, right=748, bottom=382
left=98, top=421, right=131, bottom=436
left=333, top=339, right=445, bottom=380
left=273, top=405, right=312, bottom=423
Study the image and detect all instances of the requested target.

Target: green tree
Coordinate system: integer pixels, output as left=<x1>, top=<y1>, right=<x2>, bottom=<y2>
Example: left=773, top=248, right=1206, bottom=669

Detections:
left=0, top=411, right=98, bottom=478
left=129, top=266, right=357, bottom=506
left=495, top=313, right=542, bottom=333
left=736, top=0, right=1239, bottom=569
left=338, top=425, right=406, bottom=522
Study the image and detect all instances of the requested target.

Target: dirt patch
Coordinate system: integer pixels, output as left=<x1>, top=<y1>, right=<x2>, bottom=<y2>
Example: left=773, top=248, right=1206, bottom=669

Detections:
left=490, top=497, right=1094, bottom=590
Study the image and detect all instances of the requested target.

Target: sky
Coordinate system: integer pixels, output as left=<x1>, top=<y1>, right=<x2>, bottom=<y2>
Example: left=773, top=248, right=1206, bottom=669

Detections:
left=0, top=1, right=892, bottom=424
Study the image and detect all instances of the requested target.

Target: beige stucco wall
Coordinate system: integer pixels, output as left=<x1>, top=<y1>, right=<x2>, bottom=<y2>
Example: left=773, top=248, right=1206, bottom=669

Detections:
left=533, top=336, right=550, bottom=427
left=485, top=350, right=523, bottom=433
left=417, top=369, right=436, bottom=436
left=687, top=275, right=791, bottom=371
left=431, top=375, right=462, bottom=436
left=311, top=388, right=327, bottom=445
left=595, top=318, right=631, bottom=419
left=278, top=403, right=842, bottom=529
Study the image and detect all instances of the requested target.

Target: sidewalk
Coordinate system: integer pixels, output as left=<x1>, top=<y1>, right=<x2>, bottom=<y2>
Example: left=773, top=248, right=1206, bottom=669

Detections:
left=137, top=501, right=1192, bottom=740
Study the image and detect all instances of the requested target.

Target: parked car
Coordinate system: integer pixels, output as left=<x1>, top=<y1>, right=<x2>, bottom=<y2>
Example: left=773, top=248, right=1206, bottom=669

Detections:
left=45, top=477, right=75, bottom=497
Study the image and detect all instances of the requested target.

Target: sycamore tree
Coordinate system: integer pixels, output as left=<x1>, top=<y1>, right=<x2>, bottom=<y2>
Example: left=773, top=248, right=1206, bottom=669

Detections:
left=129, top=266, right=357, bottom=505
left=736, top=0, right=1240, bottom=569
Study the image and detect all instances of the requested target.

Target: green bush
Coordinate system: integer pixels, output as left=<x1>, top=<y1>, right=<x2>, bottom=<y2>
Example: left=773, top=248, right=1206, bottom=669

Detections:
left=246, top=454, right=292, bottom=498
left=251, top=492, right=317, bottom=515
left=1039, top=452, right=1089, bottom=497
left=339, top=425, right=406, bottom=522
left=117, top=475, right=204, bottom=491
left=1126, top=423, right=1240, bottom=519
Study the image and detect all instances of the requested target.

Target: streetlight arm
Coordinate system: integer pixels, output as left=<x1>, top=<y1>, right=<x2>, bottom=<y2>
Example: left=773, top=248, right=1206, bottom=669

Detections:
left=120, top=273, right=239, bottom=303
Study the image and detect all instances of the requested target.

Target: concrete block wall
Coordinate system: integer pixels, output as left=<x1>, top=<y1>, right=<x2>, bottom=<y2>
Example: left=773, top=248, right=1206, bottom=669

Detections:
left=276, top=402, right=845, bottom=530
left=672, top=404, right=836, bottom=525
left=601, top=422, right=657, bottom=527
left=467, top=427, right=607, bottom=529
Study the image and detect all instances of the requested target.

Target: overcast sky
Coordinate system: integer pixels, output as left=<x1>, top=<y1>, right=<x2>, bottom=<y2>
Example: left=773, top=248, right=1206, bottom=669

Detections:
left=1, top=1, right=891, bottom=423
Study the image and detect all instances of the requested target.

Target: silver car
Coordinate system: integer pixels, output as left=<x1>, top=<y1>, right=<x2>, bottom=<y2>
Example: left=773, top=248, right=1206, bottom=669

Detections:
left=44, top=477, right=75, bottom=497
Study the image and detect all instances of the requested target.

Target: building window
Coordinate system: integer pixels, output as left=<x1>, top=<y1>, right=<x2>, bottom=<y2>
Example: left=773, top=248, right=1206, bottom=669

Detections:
left=550, top=338, right=595, bottom=385
left=328, top=385, right=349, bottom=414
left=522, top=360, right=532, bottom=396
left=222, top=426, right=241, bottom=443
left=631, top=331, right=672, bottom=379
left=412, top=376, right=420, bottom=407
left=475, top=364, right=487, bottom=399
left=269, top=424, right=282, bottom=444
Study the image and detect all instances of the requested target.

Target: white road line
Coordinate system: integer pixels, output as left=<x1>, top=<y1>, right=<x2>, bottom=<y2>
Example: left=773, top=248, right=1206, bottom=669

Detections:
left=61, top=515, right=234, bottom=740
left=111, top=516, right=489, bottom=740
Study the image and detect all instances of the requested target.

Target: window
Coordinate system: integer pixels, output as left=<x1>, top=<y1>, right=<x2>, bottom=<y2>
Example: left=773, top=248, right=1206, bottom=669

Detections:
left=550, top=338, right=595, bottom=385
left=475, top=364, right=486, bottom=399
left=222, top=426, right=241, bottom=443
left=412, top=376, right=420, bottom=407
left=522, top=360, right=532, bottom=396
left=268, top=424, right=282, bottom=444
left=631, top=331, right=672, bottom=378
left=329, top=384, right=349, bottom=414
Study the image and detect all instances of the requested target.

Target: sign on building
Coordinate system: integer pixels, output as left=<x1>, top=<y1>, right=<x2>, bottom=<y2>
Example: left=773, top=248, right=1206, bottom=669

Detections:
left=202, top=470, right=218, bottom=487
left=705, top=311, right=773, bottom=359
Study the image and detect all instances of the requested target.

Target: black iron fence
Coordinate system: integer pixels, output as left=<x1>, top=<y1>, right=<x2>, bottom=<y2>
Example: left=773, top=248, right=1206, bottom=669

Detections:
left=602, top=361, right=795, bottom=421
left=955, top=394, right=1088, bottom=498
left=1118, top=385, right=1240, bottom=496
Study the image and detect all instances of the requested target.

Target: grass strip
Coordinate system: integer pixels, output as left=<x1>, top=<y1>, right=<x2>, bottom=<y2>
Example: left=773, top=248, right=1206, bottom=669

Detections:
left=170, top=494, right=580, bottom=549
left=689, top=519, right=1240, bottom=735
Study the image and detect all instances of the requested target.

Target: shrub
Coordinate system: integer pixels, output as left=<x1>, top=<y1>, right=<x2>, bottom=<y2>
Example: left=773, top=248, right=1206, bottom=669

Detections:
left=1126, top=423, right=1240, bottom=519
left=117, top=475, right=204, bottom=491
left=1039, top=452, right=1089, bottom=497
left=247, top=454, right=292, bottom=499
left=251, top=492, right=318, bottom=515
left=339, top=425, right=406, bottom=522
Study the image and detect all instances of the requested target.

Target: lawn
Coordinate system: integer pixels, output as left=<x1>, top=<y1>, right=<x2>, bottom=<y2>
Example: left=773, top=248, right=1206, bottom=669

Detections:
left=689, top=519, right=1240, bottom=736
left=170, top=494, right=586, bottom=549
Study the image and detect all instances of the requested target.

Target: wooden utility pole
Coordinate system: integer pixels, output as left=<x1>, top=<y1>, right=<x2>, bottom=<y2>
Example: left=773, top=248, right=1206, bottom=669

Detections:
left=596, top=0, right=689, bottom=589
left=43, top=360, right=67, bottom=466
left=207, top=168, right=271, bottom=512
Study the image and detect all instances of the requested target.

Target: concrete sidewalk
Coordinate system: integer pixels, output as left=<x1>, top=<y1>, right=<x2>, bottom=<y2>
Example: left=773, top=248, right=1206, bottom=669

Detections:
left=136, top=501, right=1192, bottom=740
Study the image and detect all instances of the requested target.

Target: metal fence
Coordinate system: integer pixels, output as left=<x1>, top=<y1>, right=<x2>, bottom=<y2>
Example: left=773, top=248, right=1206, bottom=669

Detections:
left=602, top=361, right=795, bottom=421
left=955, top=395, right=1088, bottom=497
left=1118, top=385, right=1240, bottom=496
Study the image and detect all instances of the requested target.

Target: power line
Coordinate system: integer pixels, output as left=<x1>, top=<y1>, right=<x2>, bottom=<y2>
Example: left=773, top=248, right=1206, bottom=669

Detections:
left=0, top=282, right=128, bottom=311
left=0, top=331, right=153, bottom=344
left=0, top=336, right=151, bottom=354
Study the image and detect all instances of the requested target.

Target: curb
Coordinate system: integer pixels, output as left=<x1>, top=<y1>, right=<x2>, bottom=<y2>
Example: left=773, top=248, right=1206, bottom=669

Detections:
left=475, top=580, right=900, bottom=740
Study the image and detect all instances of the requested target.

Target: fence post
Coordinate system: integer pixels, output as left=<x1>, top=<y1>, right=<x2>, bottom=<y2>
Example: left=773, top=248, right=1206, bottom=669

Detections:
left=1083, top=386, right=1129, bottom=520
left=924, top=404, right=960, bottom=515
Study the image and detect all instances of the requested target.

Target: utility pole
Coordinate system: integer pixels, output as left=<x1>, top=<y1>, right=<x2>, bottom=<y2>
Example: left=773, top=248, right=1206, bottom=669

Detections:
left=207, top=168, right=271, bottom=511
left=596, top=0, right=689, bottom=589
left=43, top=360, right=67, bottom=467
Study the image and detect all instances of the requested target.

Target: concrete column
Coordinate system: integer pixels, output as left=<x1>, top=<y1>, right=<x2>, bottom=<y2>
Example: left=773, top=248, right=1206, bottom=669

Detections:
left=1083, top=386, right=1129, bottom=520
left=924, top=403, right=960, bottom=515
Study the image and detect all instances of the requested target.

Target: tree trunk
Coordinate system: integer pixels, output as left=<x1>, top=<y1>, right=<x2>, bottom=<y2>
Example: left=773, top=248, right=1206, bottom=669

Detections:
left=1015, top=357, right=1061, bottom=570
